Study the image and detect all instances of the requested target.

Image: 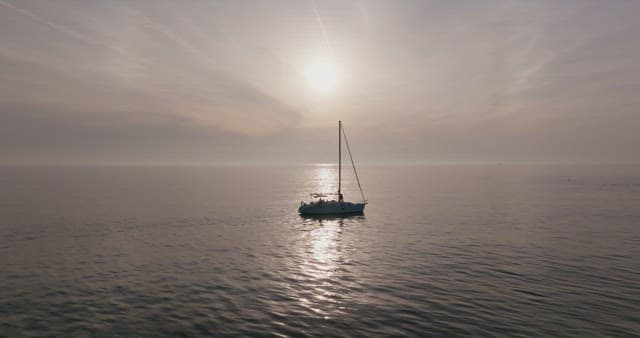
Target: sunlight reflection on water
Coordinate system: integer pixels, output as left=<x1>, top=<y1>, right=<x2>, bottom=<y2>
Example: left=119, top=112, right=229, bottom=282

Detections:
left=310, top=220, right=342, bottom=275
left=313, top=165, right=337, bottom=195
left=295, top=217, right=345, bottom=319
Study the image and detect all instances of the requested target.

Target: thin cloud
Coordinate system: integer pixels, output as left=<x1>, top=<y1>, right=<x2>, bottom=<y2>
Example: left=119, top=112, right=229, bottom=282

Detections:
left=1, top=1, right=639, bottom=164
left=0, top=0, right=125, bottom=55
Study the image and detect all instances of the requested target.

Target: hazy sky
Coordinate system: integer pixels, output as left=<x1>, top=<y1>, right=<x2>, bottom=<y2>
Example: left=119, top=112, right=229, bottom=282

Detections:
left=1, top=0, right=639, bottom=164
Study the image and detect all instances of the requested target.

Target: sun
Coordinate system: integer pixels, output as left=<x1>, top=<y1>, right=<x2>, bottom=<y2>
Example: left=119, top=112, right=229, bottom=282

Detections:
left=306, top=60, right=340, bottom=92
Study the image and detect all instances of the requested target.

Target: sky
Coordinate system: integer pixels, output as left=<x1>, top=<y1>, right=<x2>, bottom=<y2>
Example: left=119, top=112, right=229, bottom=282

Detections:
left=1, top=0, right=639, bottom=165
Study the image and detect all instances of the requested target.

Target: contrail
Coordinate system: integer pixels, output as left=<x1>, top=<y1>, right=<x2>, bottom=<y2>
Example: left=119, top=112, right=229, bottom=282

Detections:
left=312, top=0, right=333, bottom=55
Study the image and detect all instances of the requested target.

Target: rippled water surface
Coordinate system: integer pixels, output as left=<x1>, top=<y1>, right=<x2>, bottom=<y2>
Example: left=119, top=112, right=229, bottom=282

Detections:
left=1, top=164, right=639, bottom=336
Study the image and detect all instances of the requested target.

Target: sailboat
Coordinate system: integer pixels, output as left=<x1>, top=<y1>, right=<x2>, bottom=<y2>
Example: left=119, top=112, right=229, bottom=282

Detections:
left=299, top=121, right=367, bottom=215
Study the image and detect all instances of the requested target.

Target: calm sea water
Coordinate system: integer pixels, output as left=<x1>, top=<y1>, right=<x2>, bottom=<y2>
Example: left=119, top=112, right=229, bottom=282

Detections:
left=1, top=164, right=639, bottom=336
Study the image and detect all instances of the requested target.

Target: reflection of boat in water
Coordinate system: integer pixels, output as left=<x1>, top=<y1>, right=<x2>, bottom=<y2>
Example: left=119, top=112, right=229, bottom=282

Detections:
left=299, top=121, right=367, bottom=215
left=300, top=213, right=365, bottom=223
left=300, top=214, right=364, bottom=230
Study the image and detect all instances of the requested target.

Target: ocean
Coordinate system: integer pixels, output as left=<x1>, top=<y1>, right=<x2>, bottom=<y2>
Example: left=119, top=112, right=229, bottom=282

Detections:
left=1, top=164, right=639, bottom=336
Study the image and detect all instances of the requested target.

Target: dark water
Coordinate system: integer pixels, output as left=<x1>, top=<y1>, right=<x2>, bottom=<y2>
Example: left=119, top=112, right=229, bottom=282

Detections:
left=1, top=164, right=639, bottom=336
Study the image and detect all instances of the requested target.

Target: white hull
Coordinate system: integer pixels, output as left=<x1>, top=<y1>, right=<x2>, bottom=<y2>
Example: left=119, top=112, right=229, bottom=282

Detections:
left=298, top=201, right=366, bottom=215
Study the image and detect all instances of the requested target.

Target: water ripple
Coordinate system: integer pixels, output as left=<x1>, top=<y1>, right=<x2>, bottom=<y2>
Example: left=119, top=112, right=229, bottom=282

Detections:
left=1, top=165, right=640, bottom=336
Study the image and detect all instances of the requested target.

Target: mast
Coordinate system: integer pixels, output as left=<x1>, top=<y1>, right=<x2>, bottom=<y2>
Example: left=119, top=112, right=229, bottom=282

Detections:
left=338, top=120, right=341, bottom=195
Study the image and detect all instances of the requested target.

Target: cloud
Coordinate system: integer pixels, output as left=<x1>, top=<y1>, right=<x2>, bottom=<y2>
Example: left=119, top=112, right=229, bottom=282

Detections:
left=0, top=2, right=303, bottom=134
left=1, top=0, right=639, bottom=164
left=0, top=0, right=125, bottom=55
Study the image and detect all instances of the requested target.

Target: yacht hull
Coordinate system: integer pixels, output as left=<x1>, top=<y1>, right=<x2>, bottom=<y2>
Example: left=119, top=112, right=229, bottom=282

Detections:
left=298, top=202, right=366, bottom=215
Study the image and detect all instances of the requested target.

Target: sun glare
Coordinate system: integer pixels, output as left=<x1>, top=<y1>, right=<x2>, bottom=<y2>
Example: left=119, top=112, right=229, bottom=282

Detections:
left=306, top=60, right=339, bottom=92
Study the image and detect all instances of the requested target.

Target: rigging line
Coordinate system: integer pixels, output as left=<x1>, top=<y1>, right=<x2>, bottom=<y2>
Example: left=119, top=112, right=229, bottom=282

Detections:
left=341, top=124, right=366, bottom=203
